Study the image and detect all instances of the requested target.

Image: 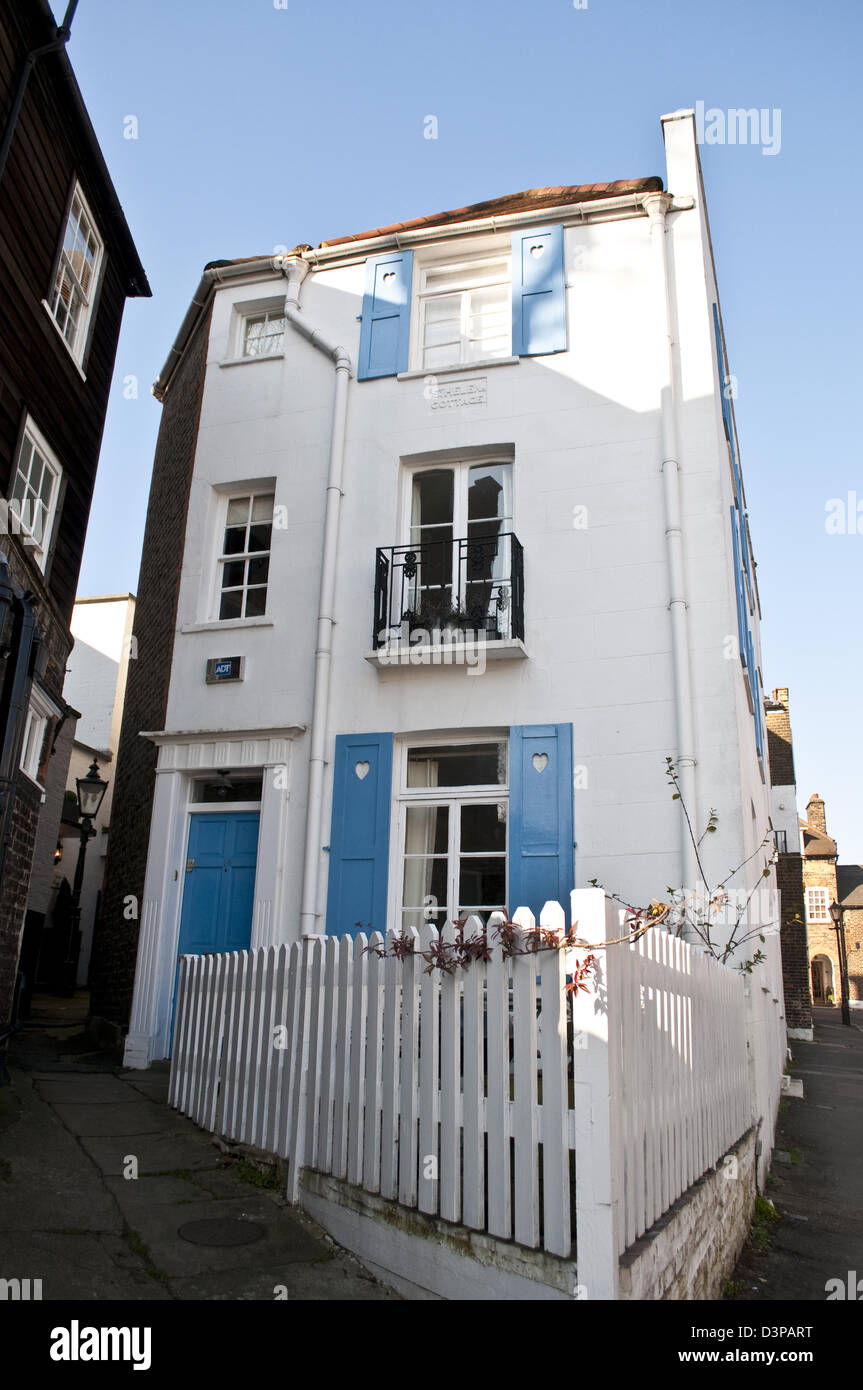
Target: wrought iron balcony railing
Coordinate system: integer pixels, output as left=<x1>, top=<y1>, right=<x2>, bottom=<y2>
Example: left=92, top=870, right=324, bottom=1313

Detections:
left=373, top=532, right=524, bottom=650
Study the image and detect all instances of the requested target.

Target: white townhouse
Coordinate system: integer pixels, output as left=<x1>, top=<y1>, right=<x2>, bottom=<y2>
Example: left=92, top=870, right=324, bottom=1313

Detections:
left=115, top=111, right=784, bottom=1090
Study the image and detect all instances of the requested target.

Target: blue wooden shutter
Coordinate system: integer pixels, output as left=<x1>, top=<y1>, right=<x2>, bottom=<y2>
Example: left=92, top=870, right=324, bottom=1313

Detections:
left=508, top=723, right=574, bottom=920
left=511, top=225, right=566, bottom=356
left=326, top=733, right=393, bottom=936
left=357, top=252, right=413, bottom=380
left=713, top=303, right=744, bottom=510
left=753, top=667, right=765, bottom=762
left=730, top=507, right=748, bottom=662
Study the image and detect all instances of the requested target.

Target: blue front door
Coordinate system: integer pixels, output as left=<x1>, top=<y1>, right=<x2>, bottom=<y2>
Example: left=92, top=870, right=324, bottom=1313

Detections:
left=172, top=813, right=259, bottom=1041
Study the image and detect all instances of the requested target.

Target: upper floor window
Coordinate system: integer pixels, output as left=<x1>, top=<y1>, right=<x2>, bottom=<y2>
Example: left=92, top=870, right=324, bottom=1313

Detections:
left=48, top=184, right=104, bottom=365
left=242, top=309, right=286, bottom=358
left=416, top=253, right=511, bottom=371
left=407, top=459, right=512, bottom=625
left=217, top=491, right=274, bottom=619
left=806, top=887, right=830, bottom=923
left=19, top=684, right=58, bottom=785
left=7, top=418, right=62, bottom=571
left=356, top=227, right=566, bottom=381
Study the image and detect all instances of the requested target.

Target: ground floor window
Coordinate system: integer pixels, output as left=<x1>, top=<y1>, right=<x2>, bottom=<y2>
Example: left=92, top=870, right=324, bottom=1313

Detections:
left=398, top=739, right=507, bottom=931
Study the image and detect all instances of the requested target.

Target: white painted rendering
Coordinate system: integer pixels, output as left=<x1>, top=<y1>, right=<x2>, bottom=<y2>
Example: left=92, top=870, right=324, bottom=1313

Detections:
left=60, top=595, right=136, bottom=983
left=124, top=105, right=784, bottom=1147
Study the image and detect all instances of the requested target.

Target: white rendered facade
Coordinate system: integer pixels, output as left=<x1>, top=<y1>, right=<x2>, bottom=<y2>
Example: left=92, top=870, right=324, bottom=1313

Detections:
left=123, top=110, right=785, bottom=1164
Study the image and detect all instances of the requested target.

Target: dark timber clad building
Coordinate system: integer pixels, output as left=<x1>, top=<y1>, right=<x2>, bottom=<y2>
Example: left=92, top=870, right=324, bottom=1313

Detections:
left=0, top=0, right=148, bottom=1033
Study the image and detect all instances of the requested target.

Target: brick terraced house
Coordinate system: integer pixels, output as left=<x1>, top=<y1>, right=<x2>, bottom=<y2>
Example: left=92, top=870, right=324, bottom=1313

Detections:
left=0, top=0, right=149, bottom=1034
left=802, top=793, right=863, bottom=1011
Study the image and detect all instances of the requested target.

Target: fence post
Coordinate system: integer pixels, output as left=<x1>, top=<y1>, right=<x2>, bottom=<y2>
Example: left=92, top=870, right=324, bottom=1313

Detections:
left=572, top=888, right=623, bottom=1300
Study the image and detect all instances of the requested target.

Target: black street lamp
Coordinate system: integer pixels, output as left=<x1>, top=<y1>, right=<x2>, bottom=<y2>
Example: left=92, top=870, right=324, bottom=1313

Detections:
left=60, top=759, right=109, bottom=997
left=830, top=899, right=851, bottom=1027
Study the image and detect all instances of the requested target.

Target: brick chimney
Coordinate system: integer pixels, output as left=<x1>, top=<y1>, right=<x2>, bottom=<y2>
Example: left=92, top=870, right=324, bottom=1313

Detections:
left=806, top=793, right=827, bottom=835
left=765, top=688, right=794, bottom=786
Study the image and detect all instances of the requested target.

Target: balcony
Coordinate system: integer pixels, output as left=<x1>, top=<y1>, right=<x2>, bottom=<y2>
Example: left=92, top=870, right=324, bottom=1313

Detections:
left=368, top=532, right=526, bottom=667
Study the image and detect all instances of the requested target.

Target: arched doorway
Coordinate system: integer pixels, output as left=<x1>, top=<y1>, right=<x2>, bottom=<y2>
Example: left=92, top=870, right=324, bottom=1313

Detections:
left=812, top=954, right=835, bottom=1005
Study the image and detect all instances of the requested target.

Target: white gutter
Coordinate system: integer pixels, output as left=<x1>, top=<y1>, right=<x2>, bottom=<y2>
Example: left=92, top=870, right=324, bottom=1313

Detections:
left=303, top=192, right=694, bottom=267
left=642, top=192, right=699, bottom=906
left=153, top=257, right=284, bottom=401
left=273, top=257, right=352, bottom=936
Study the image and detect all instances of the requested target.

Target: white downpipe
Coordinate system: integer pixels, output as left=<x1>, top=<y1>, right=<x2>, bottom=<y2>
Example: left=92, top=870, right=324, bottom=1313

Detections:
left=642, top=194, right=699, bottom=905
left=275, top=258, right=352, bottom=936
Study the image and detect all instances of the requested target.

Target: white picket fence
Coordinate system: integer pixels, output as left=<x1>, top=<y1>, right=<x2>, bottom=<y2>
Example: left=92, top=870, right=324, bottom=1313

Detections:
left=169, top=889, right=753, bottom=1294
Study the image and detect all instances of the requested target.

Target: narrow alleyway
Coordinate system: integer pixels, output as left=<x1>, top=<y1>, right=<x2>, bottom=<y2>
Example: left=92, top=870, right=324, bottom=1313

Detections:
left=728, top=1007, right=863, bottom=1301
left=0, top=994, right=401, bottom=1301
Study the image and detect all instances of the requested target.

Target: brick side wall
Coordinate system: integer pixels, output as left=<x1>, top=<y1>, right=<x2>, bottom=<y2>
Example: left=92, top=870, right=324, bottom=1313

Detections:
left=0, top=538, right=74, bottom=1027
left=775, top=851, right=811, bottom=1030
left=844, top=907, right=863, bottom=1004
left=88, top=307, right=211, bottom=1031
left=763, top=690, right=810, bottom=1030
left=0, top=774, right=43, bottom=1022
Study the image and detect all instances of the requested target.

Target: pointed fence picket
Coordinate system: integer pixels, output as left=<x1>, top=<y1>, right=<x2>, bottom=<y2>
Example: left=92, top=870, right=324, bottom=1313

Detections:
left=169, top=890, right=752, bottom=1278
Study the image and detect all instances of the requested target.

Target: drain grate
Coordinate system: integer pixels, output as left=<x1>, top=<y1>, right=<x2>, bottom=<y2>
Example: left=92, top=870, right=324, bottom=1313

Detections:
left=177, top=1217, right=265, bottom=1247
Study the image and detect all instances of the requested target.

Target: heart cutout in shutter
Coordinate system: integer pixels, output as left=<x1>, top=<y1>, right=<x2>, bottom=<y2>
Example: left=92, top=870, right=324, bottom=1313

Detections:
left=354, top=761, right=370, bottom=781
left=532, top=753, right=548, bottom=773
left=529, top=243, right=545, bottom=259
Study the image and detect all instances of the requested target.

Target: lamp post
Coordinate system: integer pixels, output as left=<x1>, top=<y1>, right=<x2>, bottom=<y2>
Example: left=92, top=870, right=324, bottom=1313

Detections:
left=60, top=759, right=108, bottom=997
left=830, top=899, right=851, bottom=1027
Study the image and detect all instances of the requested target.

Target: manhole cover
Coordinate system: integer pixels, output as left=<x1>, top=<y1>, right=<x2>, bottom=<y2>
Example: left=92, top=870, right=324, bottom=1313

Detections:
left=177, top=1218, right=265, bottom=1247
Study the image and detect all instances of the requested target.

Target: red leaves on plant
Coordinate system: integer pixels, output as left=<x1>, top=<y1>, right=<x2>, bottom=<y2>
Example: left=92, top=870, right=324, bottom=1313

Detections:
left=564, top=953, right=598, bottom=996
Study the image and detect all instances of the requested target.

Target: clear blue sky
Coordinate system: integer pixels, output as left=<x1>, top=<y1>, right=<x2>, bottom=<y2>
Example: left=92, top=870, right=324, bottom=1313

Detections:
left=59, top=0, right=862, bottom=858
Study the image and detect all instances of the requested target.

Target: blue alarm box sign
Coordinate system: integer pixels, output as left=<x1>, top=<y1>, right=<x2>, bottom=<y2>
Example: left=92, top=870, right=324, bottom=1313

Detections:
left=205, top=656, right=244, bottom=684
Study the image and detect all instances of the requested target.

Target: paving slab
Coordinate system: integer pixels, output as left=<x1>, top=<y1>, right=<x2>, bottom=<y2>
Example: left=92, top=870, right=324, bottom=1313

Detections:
left=132, top=1194, right=328, bottom=1277
left=104, top=1172, right=231, bottom=1213
left=33, top=1076, right=150, bottom=1105
left=79, top=1131, right=226, bottom=1177
left=0, top=1231, right=172, bottom=1301
left=171, top=1260, right=402, bottom=1301
left=51, top=1101, right=188, bottom=1137
left=0, top=1074, right=122, bottom=1233
left=122, top=1071, right=172, bottom=1102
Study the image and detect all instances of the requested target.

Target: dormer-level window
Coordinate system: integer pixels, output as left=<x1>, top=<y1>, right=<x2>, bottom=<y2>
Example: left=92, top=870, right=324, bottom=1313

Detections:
left=48, top=184, right=103, bottom=365
left=417, top=253, right=511, bottom=370
left=242, top=309, right=286, bottom=357
left=357, top=227, right=566, bottom=380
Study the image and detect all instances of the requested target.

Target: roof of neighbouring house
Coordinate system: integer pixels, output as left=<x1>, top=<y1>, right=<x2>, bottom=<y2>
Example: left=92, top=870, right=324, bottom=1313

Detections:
left=803, top=828, right=838, bottom=858
left=838, top=865, right=863, bottom=908
left=316, top=178, right=665, bottom=248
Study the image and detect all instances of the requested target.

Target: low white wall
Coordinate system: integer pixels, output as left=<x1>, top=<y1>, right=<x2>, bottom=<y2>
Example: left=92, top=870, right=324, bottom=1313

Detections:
left=299, top=1170, right=575, bottom=1301
left=299, top=1128, right=757, bottom=1301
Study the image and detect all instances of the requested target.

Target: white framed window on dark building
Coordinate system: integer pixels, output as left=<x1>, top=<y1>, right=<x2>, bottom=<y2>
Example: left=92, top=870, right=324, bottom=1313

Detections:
left=46, top=182, right=104, bottom=366
left=8, top=417, right=63, bottom=571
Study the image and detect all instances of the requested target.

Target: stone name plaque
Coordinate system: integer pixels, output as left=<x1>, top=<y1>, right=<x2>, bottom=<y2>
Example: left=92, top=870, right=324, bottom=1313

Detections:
left=428, top=377, right=488, bottom=411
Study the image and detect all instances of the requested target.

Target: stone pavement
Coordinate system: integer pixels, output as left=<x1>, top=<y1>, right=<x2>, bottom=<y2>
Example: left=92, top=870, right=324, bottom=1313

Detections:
left=728, top=1007, right=863, bottom=1301
left=0, top=998, right=401, bottom=1301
